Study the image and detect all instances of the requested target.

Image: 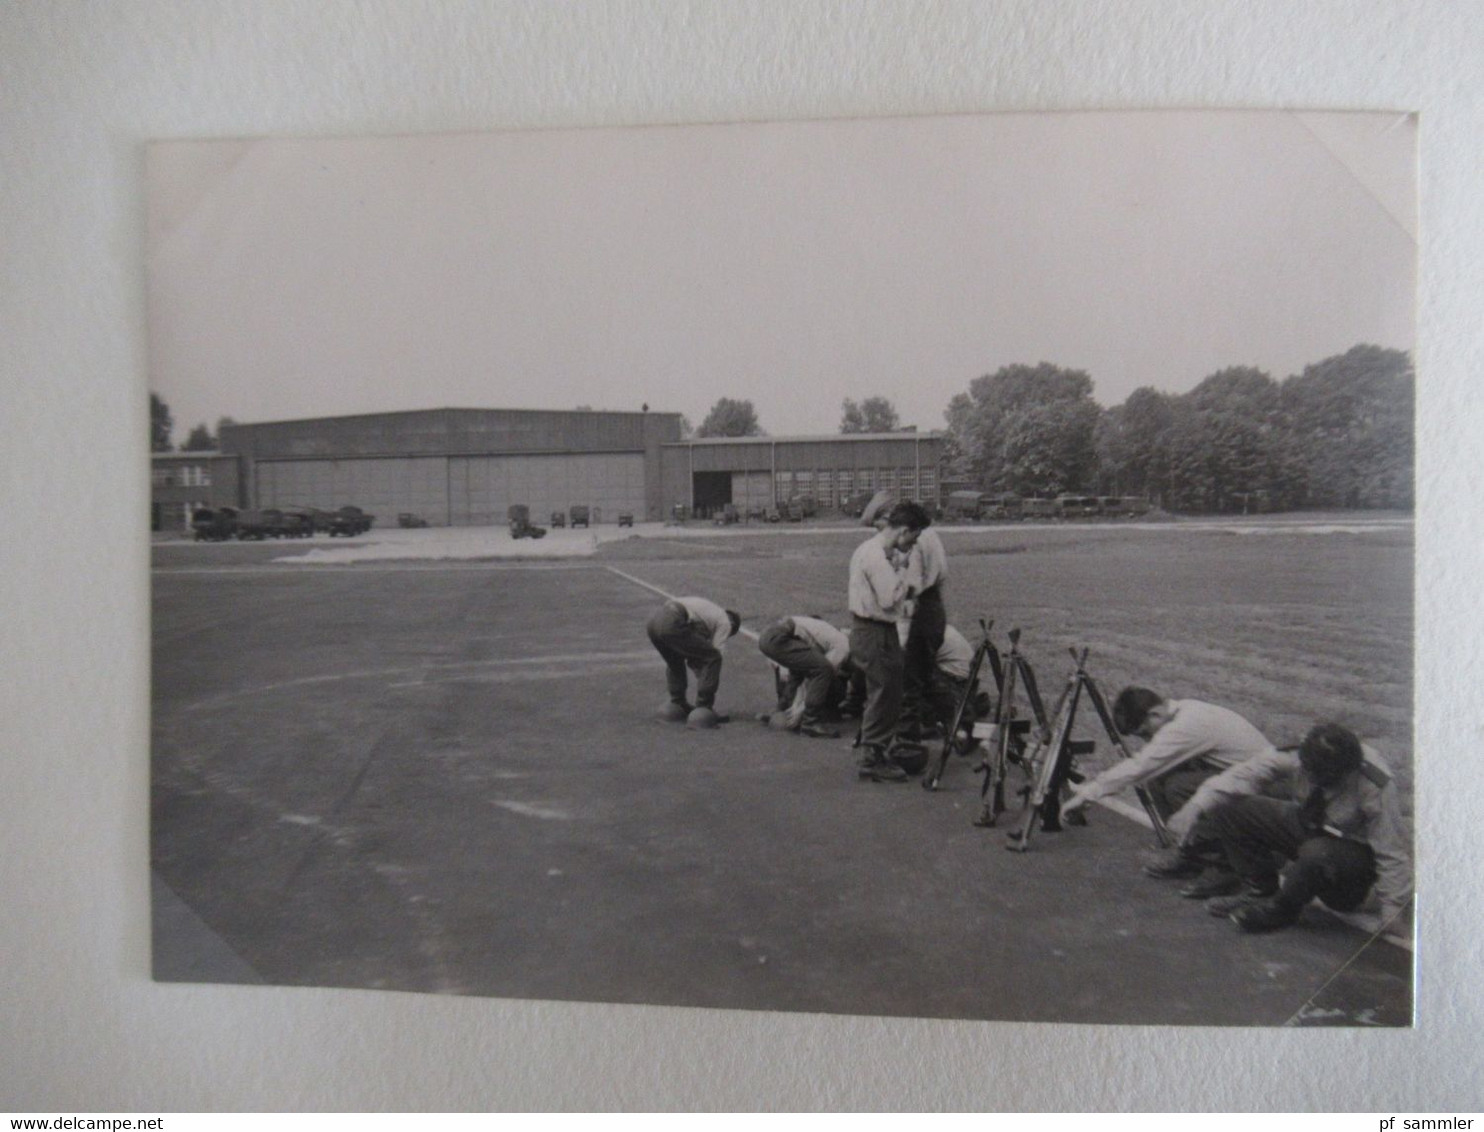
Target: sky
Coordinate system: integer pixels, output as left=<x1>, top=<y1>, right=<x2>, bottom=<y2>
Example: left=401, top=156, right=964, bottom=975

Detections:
left=146, top=110, right=1416, bottom=440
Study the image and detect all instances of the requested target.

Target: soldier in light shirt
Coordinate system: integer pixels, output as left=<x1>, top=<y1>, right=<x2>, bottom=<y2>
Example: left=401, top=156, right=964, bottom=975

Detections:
left=757, top=615, right=852, bottom=739
left=848, top=500, right=930, bottom=782
left=645, top=596, right=742, bottom=719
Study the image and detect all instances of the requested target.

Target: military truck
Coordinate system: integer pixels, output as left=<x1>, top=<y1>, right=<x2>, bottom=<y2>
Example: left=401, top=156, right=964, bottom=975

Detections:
left=568, top=505, right=590, bottom=528
left=784, top=496, right=817, bottom=522
left=191, top=507, right=238, bottom=542
left=327, top=506, right=374, bottom=536
left=945, top=490, right=985, bottom=521
left=508, top=504, right=547, bottom=539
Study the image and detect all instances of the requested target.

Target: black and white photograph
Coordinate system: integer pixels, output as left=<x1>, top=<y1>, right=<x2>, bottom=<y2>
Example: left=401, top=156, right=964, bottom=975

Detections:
left=147, top=110, right=1416, bottom=1027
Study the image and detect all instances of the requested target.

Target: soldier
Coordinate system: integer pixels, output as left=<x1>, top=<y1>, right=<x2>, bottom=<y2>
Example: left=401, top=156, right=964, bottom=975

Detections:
left=756, top=615, right=851, bottom=739
left=848, top=500, right=929, bottom=782
left=1173, top=722, right=1412, bottom=933
left=1060, top=686, right=1279, bottom=896
left=646, top=596, right=742, bottom=721
left=915, top=622, right=993, bottom=750
left=899, top=518, right=948, bottom=740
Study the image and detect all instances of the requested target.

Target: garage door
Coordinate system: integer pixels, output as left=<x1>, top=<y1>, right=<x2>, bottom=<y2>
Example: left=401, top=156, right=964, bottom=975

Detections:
left=255, top=458, right=449, bottom=527
left=449, top=453, right=646, bottom=526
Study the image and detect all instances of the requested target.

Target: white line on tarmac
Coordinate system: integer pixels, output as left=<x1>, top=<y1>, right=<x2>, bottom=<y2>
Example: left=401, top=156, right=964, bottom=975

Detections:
left=155, top=562, right=593, bottom=576
left=186, top=649, right=660, bottom=704
left=1096, top=796, right=1156, bottom=830
left=603, top=565, right=762, bottom=642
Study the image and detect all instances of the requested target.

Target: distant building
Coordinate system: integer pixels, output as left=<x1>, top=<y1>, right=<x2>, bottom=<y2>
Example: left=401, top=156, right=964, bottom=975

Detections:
left=149, top=408, right=945, bottom=529
left=150, top=452, right=242, bottom=532
left=661, top=432, right=944, bottom=520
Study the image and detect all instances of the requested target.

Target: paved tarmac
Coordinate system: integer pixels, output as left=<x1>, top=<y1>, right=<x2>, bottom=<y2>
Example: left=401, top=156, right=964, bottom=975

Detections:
left=151, top=522, right=1412, bottom=1025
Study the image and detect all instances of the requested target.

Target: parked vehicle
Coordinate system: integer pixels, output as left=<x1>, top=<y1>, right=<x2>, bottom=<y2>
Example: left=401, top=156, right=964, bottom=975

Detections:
left=1121, top=496, right=1151, bottom=517
left=277, top=505, right=337, bottom=534
left=507, top=504, right=547, bottom=539
left=235, top=509, right=293, bottom=540
left=550, top=511, right=566, bottom=528
left=569, top=505, right=590, bottom=528
left=279, top=510, right=315, bottom=537
left=618, top=511, right=634, bottom=528
left=784, top=495, right=817, bottom=521
left=984, top=492, right=1023, bottom=520
left=944, top=490, right=985, bottom=521
left=191, top=507, right=238, bottom=542
left=841, top=491, right=876, bottom=519
left=397, top=512, right=429, bottom=528
left=1021, top=498, right=1059, bottom=520
left=1055, top=495, right=1101, bottom=519
left=327, top=506, right=374, bottom=536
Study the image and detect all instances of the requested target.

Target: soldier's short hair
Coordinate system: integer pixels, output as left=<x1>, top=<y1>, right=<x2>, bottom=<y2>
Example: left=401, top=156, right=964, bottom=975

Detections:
left=1112, top=686, right=1163, bottom=735
left=885, top=500, right=931, bottom=532
left=1298, top=722, right=1363, bottom=782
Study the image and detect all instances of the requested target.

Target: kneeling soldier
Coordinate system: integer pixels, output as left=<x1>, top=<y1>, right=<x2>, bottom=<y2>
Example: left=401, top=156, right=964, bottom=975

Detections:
left=1173, top=722, right=1412, bottom=934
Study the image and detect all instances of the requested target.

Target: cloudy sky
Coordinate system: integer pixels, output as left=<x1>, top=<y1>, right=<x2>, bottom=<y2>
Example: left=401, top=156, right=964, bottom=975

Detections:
left=147, top=110, right=1415, bottom=439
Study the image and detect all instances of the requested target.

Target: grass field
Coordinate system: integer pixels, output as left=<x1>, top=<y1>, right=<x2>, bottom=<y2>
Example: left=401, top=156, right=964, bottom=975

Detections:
left=150, top=514, right=1413, bottom=1025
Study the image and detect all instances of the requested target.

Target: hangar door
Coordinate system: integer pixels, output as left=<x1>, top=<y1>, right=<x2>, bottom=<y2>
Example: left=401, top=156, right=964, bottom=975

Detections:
left=256, top=457, right=448, bottom=526
left=449, top=452, right=646, bottom=526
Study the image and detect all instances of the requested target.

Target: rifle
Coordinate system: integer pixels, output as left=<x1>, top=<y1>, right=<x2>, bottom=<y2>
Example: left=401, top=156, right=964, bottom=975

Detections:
left=921, top=618, right=997, bottom=791
left=971, top=628, right=1048, bottom=827
left=1005, top=647, right=1172, bottom=852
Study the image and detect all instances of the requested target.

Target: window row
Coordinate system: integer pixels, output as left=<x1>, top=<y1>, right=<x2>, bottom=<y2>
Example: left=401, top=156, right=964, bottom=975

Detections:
left=772, top=467, right=936, bottom=507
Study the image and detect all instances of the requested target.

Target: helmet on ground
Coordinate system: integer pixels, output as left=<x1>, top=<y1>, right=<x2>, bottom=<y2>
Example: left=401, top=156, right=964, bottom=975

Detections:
left=890, top=742, right=929, bottom=775
left=686, top=706, right=721, bottom=730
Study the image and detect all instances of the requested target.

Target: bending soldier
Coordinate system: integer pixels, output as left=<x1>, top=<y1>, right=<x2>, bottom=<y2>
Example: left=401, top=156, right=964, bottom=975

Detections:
left=646, top=596, right=742, bottom=719
left=757, top=615, right=851, bottom=739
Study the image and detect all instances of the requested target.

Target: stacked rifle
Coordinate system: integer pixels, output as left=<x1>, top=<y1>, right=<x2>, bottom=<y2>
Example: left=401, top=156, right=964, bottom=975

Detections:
left=921, top=621, right=1173, bottom=853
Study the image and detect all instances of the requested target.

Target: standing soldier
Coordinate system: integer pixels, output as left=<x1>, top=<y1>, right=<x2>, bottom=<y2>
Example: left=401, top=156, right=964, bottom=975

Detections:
left=848, top=500, right=930, bottom=782
left=900, top=516, right=948, bottom=740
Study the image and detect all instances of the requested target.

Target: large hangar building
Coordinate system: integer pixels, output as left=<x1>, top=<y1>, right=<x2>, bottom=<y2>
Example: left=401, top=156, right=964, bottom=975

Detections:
left=156, top=408, right=942, bottom=529
left=219, top=408, right=680, bottom=527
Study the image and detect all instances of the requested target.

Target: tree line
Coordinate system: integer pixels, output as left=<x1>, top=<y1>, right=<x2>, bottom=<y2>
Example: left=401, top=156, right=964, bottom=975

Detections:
left=152, top=341, right=1412, bottom=514
left=150, top=393, right=235, bottom=453
left=945, top=344, right=1413, bottom=512
left=689, top=343, right=1411, bottom=514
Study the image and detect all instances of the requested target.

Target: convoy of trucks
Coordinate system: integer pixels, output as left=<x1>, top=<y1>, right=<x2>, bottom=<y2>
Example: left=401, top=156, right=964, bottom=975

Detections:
left=190, top=504, right=376, bottom=542
left=188, top=492, right=1152, bottom=542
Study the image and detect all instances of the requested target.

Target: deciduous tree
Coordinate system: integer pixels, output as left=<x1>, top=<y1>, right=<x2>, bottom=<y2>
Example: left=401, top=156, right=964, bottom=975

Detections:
left=1280, top=345, right=1413, bottom=509
left=181, top=423, right=215, bottom=451
left=697, top=397, right=764, bottom=438
left=150, top=392, right=173, bottom=452
left=943, top=362, right=1098, bottom=493
left=839, top=396, right=901, bottom=434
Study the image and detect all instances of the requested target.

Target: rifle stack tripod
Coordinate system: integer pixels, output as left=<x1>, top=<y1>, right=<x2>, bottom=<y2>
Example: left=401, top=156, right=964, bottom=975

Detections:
left=921, top=621, right=1173, bottom=853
